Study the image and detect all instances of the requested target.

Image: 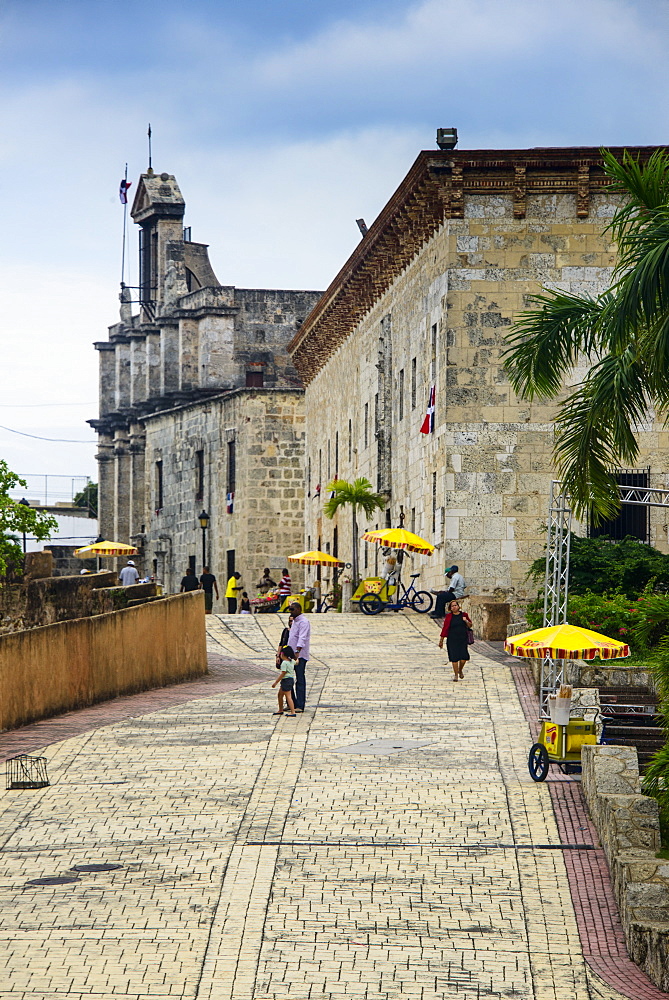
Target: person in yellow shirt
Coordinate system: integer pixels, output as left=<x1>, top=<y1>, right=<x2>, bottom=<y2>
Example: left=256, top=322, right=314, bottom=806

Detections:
left=225, top=572, right=242, bottom=613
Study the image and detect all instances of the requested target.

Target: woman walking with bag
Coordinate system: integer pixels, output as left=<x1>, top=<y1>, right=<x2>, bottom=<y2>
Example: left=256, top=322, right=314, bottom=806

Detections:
left=438, top=599, right=473, bottom=682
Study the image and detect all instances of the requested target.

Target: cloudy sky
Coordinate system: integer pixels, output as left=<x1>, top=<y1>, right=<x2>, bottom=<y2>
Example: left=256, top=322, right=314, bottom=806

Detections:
left=1, top=0, right=668, bottom=487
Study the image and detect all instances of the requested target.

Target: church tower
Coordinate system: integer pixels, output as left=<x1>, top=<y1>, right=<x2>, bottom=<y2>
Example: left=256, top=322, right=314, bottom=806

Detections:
left=130, top=170, right=186, bottom=320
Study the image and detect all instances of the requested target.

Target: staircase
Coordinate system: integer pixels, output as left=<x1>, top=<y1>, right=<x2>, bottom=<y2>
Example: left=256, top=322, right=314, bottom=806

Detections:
left=599, top=685, right=665, bottom=773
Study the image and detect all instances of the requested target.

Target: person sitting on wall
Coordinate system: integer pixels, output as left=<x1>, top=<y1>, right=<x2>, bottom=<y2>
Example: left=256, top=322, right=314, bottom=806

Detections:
left=181, top=566, right=200, bottom=593
left=430, top=565, right=467, bottom=619
left=256, top=568, right=276, bottom=594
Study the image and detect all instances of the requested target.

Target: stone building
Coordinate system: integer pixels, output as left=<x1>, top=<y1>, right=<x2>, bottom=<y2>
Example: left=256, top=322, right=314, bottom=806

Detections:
left=289, top=145, right=669, bottom=600
left=91, top=168, right=321, bottom=593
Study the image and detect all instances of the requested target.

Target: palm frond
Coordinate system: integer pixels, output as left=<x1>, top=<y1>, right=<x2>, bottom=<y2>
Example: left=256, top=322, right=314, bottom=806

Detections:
left=322, top=477, right=385, bottom=520
left=609, top=213, right=669, bottom=332
left=502, top=291, right=605, bottom=400
left=553, top=347, right=649, bottom=522
left=603, top=148, right=669, bottom=243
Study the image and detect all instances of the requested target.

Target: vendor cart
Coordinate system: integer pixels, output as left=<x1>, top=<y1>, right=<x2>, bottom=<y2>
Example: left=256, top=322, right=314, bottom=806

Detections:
left=504, top=623, right=629, bottom=783
left=528, top=717, right=598, bottom=781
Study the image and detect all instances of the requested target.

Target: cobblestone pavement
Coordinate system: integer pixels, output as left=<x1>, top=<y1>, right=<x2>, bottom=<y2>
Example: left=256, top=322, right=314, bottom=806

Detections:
left=0, top=613, right=636, bottom=999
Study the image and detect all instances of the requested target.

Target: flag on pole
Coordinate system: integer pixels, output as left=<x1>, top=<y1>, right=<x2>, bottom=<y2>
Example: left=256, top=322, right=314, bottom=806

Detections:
left=420, top=385, right=436, bottom=434
left=119, top=179, right=132, bottom=204
left=226, top=491, right=234, bottom=514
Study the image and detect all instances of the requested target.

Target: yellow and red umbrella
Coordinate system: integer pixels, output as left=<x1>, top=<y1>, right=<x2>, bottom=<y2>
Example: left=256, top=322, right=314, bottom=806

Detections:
left=361, top=527, right=434, bottom=556
left=504, top=623, right=629, bottom=661
left=74, top=540, right=139, bottom=559
left=287, top=550, right=344, bottom=567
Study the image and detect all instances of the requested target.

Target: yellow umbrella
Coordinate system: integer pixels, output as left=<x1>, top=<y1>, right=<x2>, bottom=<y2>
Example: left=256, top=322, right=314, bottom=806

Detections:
left=74, top=540, right=139, bottom=558
left=361, top=527, right=435, bottom=556
left=505, top=623, right=630, bottom=660
left=287, top=550, right=344, bottom=567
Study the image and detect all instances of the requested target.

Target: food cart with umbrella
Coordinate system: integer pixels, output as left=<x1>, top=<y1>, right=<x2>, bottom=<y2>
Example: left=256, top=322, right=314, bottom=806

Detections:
left=285, top=550, right=345, bottom=612
left=74, top=539, right=139, bottom=572
left=505, top=623, right=630, bottom=781
left=356, top=528, right=435, bottom=614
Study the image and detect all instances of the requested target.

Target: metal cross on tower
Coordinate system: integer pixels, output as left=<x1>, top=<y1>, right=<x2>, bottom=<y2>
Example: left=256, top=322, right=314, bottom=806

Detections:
left=540, top=478, right=669, bottom=716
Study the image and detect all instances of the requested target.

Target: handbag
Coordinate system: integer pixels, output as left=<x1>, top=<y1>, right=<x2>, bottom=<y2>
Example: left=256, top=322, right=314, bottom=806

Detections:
left=467, top=628, right=475, bottom=645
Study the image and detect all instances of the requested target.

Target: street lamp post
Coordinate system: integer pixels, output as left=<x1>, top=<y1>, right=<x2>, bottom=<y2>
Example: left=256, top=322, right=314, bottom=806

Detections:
left=198, top=510, right=210, bottom=569
left=18, top=498, right=30, bottom=553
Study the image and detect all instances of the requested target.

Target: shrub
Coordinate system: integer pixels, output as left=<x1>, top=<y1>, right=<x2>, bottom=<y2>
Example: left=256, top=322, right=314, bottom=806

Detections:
left=526, top=590, right=640, bottom=645
left=527, top=534, right=669, bottom=598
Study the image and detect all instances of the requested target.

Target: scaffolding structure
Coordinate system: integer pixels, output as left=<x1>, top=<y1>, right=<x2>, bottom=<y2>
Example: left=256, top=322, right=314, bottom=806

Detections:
left=540, top=479, right=669, bottom=716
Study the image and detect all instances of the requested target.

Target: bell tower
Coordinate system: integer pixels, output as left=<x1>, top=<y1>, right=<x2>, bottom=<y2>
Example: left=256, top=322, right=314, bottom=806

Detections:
left=130, top=169, right=185, bottom=321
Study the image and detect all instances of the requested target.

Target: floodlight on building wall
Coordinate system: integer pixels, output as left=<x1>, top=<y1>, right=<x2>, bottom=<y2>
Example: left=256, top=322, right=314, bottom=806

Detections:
left=436, top=128, right=458, bottom=150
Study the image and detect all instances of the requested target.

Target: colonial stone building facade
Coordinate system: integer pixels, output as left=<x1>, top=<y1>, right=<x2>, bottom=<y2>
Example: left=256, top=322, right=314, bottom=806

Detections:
left=290, top=146, right=669, bottom=600
left=91, top=169, right=321, bottom=594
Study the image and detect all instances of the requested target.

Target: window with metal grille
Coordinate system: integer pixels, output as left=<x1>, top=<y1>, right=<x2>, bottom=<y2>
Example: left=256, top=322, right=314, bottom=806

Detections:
left=399, top=369, right=404, bottom=421
left=195, top=450, right=204, bottom=501
left=155, top=461, right=163, bottom=511
left=227, top=441, right=236, bottom=494
left=588, top=469, right=650, bottom=542
left=411, top=358, right=417, bottom=409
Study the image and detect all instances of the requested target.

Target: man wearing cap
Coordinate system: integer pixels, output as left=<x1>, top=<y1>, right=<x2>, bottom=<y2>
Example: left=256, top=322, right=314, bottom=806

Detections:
left=287, top=601, right=311, bottom=712
left=119, top=559, right=140, bottom=587
left=430, top=565, right=467, bottom=619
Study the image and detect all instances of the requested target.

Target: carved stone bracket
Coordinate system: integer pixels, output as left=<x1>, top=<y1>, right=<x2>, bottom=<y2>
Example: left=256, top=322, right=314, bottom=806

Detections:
left=450, top=165, right=464, bottom=218
left=513, top=165, right=527, bottom=218
left=576, top=164, right=590, bottom=217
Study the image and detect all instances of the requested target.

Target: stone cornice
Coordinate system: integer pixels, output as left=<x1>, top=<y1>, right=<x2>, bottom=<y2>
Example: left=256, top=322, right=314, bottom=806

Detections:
left=288, top=145, right=668, bottom=384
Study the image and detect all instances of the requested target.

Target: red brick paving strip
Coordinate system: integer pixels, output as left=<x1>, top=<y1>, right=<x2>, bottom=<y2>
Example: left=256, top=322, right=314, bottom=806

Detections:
left=0, top=651, right=273, bottom=764
left=508, top=660, right=667, bottom=999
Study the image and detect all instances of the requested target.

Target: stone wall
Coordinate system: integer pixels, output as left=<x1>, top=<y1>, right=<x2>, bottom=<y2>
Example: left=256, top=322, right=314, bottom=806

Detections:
left=142, top=388, right=306, bottom=595
left=24, top=571, right=117, bottom=627
left=581, top=744, right=669, bottom=990
left=293, top=149, right=669, bottom=599
left=0, top=592, right=207, bottom=731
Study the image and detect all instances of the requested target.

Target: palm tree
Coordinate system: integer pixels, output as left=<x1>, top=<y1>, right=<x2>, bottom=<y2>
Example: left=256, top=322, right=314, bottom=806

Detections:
left=503, top=148, right=669, bottom=523
left=323, top=477, right=386, bottom=584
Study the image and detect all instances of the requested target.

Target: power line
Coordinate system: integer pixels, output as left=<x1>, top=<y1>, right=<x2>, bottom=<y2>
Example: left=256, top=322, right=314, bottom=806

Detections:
left=0, top=424, right=95, bottom=444
left=0, top=402, right=96, bottom=408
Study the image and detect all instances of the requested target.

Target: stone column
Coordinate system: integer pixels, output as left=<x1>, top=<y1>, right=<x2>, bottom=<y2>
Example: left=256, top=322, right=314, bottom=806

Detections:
left=342, top=579, right=352, bottom=613
left=130, top=333, right=147, bottom=407
left=96, top=433, right=115, bottom=541
left=95, top=343, right=116, bottom=415
left=160, top=321, right=179, bottom=396
left=146, top=331, right=161, bottom=399
left=114, top=427, right=131, bottom=543
left=179, top=318, right=199, bottom=391
left=114, top=338, right=131, bottom=410
left=129, top=422, right=146, bottom=551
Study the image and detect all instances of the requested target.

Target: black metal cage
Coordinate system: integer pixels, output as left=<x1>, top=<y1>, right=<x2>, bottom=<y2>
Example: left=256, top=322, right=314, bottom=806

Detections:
left=5, top=754, right=49, bottom=790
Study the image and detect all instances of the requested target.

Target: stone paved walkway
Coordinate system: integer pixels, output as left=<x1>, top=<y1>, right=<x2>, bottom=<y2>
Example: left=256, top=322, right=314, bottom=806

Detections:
left=0, top=612, right=648, bottom=999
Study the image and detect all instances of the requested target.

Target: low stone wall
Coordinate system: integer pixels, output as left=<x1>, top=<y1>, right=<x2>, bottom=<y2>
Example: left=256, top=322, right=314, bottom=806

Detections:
left=468, top=598, right=510, bottom=641
left=0, top=592, right=207, bottom=731
left=25, top=571, right=118, bottom=627
left=581, top=744, right=669, bottom=990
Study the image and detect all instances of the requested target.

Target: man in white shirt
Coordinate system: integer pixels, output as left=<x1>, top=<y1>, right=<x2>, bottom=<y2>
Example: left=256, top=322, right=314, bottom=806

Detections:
left=119, top=560, right=140, bottom=587
left=430, top=565, right=467, bottom=619
left=287, top=602, right=311, bottom=712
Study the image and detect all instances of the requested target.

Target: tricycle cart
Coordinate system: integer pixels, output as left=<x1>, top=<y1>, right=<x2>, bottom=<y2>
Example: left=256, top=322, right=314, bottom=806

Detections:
left=357, top=573, right=433, bottom=615
left=528, top=717, right=597, bottom=781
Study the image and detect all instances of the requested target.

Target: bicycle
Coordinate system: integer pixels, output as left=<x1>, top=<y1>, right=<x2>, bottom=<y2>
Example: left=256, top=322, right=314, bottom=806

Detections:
left=359, top=573, right=433, bottom=615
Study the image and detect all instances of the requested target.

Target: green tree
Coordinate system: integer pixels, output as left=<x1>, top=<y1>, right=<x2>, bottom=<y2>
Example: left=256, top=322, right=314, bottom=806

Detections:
left=323, top=477, right=386, bottom=585
left=0, top=461, right=57, bottom=575
left=503, top=148, right=669, bottom=523
left=73, top=481, right=98, bottom=518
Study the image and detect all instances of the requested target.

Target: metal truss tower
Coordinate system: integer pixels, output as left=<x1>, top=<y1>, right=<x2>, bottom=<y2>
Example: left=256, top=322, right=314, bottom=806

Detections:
left=540, top=479, right=669, bottom=716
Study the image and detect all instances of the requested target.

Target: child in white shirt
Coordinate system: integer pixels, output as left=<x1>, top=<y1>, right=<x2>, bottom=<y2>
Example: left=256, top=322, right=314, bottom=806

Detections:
left=272, top=644, right=297, bottom=717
